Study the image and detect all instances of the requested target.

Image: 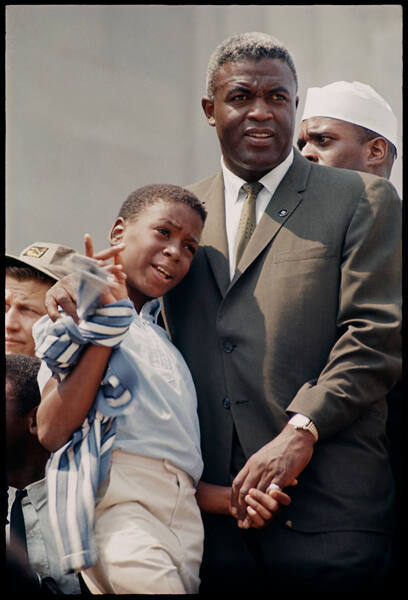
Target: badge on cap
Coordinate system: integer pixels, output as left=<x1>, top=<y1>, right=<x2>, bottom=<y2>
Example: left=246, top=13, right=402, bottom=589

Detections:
left=23, top=245, right=49, bottom=259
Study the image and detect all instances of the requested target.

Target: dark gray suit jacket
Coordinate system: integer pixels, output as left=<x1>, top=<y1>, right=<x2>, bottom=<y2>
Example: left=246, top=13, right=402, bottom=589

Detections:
left=163, top=149, right=402, bottom=533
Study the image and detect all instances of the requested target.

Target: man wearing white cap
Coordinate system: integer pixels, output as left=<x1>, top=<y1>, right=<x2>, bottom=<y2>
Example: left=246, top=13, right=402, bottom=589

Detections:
left=297, top=81, right=397, bottom=178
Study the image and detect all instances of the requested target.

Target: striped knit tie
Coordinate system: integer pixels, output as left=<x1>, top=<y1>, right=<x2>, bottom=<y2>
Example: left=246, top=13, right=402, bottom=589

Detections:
left=235, top=181, right=263, bottom=265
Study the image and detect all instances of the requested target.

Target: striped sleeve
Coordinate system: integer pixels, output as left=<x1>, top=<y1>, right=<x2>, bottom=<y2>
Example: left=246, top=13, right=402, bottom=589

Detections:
left=46, top=410, right=117, bottom=573
left=32, top=297, right=138, bottom=573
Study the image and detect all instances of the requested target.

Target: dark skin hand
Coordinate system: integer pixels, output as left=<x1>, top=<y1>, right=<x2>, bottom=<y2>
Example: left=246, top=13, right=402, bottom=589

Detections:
left=45, top=234, right=125, bottom=323
left=196, top=480, right=293, bottom=529
left=231, top=423, right=315, bottom=521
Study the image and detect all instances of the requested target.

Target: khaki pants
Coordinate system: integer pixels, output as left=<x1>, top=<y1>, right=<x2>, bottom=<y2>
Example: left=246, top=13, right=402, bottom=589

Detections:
left=81, top=450, right=204, bottom=594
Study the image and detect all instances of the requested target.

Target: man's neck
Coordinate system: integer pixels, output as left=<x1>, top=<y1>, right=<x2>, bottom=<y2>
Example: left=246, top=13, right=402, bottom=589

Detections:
left=7, top=444, right=49, bottom=489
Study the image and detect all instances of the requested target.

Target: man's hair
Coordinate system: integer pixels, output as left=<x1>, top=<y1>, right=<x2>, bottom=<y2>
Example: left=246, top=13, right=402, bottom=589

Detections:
left=5, top=262, right=55, bottom=287
left=6, top=354, right=42, bottom=417
left=354, top=124, right=397, bottom=177
left=117, top=183, right=207, bottom=223
left=206, top=31, right=298, bottom=99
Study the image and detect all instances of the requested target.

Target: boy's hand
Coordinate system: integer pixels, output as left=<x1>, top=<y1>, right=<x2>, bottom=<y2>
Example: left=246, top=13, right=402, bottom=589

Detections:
left=45, top=235, right=126, bottom=321
left=236, top=487, right=291, bottom=530
left=84, top=234, right=128, bottom=305
left=45, top=272, right=80, bottom=322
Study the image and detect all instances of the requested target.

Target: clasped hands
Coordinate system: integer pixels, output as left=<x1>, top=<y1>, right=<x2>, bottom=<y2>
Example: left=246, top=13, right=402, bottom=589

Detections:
left=228, top=423, right=315, bottom=529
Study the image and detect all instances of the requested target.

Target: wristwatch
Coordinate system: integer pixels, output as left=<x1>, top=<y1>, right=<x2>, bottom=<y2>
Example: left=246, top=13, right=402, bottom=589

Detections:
left=288, top=413, right=319, bottom=441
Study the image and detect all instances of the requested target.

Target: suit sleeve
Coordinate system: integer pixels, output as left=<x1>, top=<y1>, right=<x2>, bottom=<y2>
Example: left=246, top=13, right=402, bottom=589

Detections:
left=286, top=177, right=402, bottom=440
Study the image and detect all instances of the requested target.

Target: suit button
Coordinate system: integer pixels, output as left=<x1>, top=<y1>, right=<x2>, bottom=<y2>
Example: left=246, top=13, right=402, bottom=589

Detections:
left=223, top=397, right=231, bottom=409
left=223, top=341, right=234, bottom=353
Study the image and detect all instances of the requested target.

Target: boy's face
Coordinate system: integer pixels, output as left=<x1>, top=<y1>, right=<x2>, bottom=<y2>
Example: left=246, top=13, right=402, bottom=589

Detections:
left=110, top=200, right=203, bottom=311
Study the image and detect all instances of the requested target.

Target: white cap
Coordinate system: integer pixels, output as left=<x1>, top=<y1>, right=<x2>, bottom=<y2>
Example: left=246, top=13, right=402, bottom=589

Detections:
left=301, top=81, right=397, bottom=148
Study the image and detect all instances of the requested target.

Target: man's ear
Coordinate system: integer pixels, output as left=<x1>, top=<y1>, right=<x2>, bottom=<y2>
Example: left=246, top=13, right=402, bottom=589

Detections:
left=366, top=137, right=387, bottom=167
left=27, top=407, right=38, bottom=436
left=202, top=97, right=216, bottom=126
left=109, top=217, right=126, bottom=245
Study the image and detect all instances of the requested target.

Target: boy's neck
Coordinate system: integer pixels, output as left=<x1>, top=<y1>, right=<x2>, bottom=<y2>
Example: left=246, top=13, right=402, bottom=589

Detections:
left=127, top=286, right=152, bottom=313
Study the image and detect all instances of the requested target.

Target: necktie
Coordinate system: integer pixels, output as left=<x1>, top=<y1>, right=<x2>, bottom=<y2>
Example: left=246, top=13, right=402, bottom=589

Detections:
left=10, top=489, right=28, bottom=557
left=235, top=182, right=263, bottom=266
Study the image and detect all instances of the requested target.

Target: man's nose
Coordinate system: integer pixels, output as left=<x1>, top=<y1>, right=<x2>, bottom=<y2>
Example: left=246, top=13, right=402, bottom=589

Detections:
left=248, top=97, right=273, bottom=120
left=5, top=306, right=21, bottom=331
left=300, top=143, right=319, bottom=163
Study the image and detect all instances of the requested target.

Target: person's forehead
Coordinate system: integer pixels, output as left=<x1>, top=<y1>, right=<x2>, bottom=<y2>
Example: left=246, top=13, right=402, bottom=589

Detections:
left=214, top=57, right=295, bottom=88
left=5, top=274, right=51, bottom=298
left=128, top=201, right=203, bottom=235
left=302, top=116, right=359, bottom=137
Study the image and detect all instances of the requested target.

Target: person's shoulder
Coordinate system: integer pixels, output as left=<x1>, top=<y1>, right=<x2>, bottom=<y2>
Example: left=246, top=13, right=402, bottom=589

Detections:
left=186, top=172, right=222, bottom=195
left=306, top=159, right=399, bottom=201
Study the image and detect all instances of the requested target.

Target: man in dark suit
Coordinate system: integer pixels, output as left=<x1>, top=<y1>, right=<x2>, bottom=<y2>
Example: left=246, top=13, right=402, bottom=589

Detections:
left=162, top=32, right=402, bottom=594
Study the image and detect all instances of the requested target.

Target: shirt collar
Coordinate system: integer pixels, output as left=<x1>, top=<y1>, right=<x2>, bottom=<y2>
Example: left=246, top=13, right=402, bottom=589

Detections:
left=139, top=298, right=161, bottom=323
left=221, top=148, right=294, bottom=199
left=9, top=478, right=48, bottom=511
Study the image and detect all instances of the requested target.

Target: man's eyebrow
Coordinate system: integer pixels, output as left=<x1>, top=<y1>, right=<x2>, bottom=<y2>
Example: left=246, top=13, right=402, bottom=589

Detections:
left=12, top=299, right=41, bottom=309
left=226, top=84, right=252, bottom=95
left=268, top=85, right=291, bottom=94
left=304, top=125, right=334, bottom=137
left=226, top=84, right=291, bottom=95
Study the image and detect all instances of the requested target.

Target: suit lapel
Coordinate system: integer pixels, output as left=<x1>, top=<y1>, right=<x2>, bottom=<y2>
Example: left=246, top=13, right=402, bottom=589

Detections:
left=231, top=150, right=312, bottom=287
left=200, top=172, right=231, bottom=296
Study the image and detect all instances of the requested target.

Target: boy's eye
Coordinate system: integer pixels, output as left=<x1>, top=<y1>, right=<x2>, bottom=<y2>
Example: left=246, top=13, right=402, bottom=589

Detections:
left=156, top=227, right=169, bottom=237
left=184, top=244, right=196, bottom=255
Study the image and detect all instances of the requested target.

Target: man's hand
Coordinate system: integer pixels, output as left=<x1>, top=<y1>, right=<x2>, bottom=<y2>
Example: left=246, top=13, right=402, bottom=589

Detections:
left=231, top=423, right=315, bottom=521
left=45, top=234, right=126, bottom=322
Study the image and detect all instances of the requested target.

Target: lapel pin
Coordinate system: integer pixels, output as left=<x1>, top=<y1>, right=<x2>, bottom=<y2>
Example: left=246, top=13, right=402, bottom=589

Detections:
left=278, top=209, right=288, bottom=217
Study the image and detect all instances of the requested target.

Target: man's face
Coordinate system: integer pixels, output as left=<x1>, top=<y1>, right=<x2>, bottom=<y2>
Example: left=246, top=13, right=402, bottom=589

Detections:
left=110, top=200, right=203, bottom=312
left=202, top=58, right=298, bottom=181
left=5, top=275, right=51, bottom=355
left=297, top=116, right=369, bottom=171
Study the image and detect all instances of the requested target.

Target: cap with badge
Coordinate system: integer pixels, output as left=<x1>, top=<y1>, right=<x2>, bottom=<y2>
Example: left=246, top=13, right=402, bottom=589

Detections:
left=6, top=242, right=78, bottom=282
left=301, top=80, right=398, bottom=151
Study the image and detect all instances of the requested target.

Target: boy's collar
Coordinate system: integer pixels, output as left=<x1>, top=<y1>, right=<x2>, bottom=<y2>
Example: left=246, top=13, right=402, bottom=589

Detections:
left=139, top=298, right=161, bottom=323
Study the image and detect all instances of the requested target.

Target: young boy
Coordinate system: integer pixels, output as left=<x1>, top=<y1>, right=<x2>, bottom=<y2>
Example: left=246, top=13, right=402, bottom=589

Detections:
left=34, top=184, right=291, bottom=594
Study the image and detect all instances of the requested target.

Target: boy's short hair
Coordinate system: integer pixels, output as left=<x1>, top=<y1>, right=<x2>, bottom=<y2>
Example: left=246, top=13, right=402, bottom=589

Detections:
left=6, top=353, right=42, bottom=417
left=117, top=184, right=207, bottom=224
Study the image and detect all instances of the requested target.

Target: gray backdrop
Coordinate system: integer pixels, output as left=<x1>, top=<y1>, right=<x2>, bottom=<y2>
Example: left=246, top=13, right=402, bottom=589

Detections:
left=6, top=4, right=402, bottom=255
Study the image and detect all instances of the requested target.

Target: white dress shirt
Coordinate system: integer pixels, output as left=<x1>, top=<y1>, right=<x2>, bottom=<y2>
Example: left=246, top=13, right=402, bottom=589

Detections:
left=222, top=149, right=294, bottom=279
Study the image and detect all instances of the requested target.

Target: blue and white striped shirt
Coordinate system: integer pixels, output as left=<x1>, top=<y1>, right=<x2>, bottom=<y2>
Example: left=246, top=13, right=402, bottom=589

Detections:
left=34, top=268, right=203, bottom=574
